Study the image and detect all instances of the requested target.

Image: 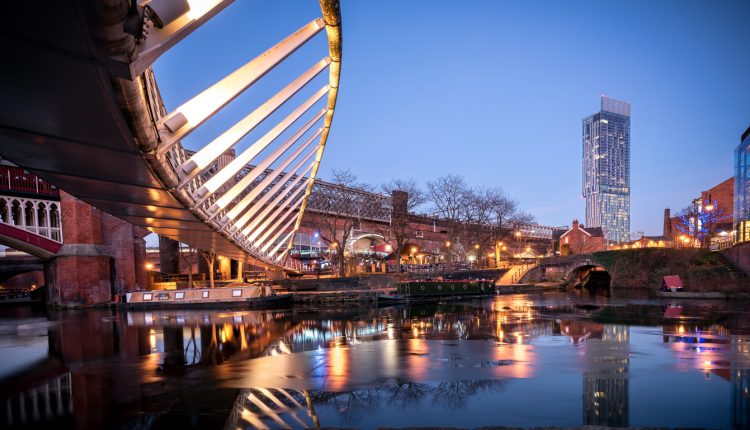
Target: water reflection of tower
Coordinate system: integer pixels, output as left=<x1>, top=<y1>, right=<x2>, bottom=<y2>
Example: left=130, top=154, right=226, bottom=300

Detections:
left=583, top=324, right=630, bottom=427
left=732, top=337, right=750, bottom=429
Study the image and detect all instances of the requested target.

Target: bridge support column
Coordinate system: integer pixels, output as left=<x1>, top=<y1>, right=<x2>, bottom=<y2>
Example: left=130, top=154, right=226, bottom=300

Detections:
left=159, top=236, right=180, bottom=274
left=46, top=192, right=112, bottom=307
left=133, top=236, right=148, bottom=290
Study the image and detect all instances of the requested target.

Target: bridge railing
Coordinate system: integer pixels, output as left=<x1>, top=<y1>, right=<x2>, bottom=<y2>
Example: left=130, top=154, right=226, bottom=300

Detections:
left=0, top=166, right=59, bottom=198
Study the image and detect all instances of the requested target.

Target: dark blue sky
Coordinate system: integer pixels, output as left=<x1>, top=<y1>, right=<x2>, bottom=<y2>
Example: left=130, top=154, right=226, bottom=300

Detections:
left=154, top=0, right=750, bottom=235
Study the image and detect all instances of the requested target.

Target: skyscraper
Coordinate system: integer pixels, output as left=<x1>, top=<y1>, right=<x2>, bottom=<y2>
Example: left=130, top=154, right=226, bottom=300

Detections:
left=582, top=96, right=631, bottom=243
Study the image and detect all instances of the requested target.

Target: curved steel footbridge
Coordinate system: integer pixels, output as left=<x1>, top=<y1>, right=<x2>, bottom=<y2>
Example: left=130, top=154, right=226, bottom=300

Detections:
left=0, top=0, right=342, bottom=272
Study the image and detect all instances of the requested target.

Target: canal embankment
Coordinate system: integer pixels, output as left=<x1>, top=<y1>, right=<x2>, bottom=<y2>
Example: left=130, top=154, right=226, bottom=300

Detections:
left=520, top=248, right=750, bottom=294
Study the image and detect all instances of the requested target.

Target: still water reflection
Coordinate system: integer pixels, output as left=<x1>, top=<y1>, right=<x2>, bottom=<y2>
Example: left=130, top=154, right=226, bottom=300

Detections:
left=2, top=293, right=750, bottom=429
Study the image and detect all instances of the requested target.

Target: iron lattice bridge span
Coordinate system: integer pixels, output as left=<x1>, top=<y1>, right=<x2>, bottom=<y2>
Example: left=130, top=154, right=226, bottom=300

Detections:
left=0, top=0, right=342, bottom=272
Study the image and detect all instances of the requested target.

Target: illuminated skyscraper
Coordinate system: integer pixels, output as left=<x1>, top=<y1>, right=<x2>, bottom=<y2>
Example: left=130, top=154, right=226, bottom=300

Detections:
left=583, top=96, right=631, bottom=243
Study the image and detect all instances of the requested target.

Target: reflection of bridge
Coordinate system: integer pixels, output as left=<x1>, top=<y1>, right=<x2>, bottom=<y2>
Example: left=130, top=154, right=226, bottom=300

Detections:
left=1, top=1, right=341, bottom=273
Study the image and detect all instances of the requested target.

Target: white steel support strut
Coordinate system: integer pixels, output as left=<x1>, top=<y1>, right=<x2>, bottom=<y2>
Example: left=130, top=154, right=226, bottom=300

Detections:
left=268, top=230, right=296, bottom=260
left=233, top=152, right=317, bottom=237
left=254, top=196, right=306, bottom=253
left=206, top=110, right=325, bottom=215
left=159, top=18, right=326, bottom=146
left=192, top=85, right=328, bottom=203
left=219, top=130, right=322, bottom=224
left=263, top=218, right=298, bottom=255
left=178, top=58, right=331, bottom=180
left=255, top=179, right=312, bottom=249
left=242, top=191, right=305, bottom=249
left=239, top=172, right=310, bottom=241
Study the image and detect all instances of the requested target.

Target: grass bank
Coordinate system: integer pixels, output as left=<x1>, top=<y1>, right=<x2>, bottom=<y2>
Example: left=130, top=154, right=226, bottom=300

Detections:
left=591, top=248, right=748, bottom=292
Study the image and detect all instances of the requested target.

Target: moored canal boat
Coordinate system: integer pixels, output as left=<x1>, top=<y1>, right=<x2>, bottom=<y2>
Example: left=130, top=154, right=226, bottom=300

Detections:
left=247, top=292, right=293, bottom=308
left=378, top=279, right=496, bottom=303
left=125, top=285, right=291, bottom=308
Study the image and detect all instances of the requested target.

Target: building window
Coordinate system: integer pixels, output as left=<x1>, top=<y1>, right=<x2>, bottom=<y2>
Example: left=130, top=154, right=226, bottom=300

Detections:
left=352, top=220, right=361, bottom=231
left=416, top=231, right=424, bottom=238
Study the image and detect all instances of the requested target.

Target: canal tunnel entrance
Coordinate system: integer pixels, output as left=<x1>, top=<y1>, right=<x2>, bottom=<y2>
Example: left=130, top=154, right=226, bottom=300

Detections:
left=568, top=264, right=611, bottom=292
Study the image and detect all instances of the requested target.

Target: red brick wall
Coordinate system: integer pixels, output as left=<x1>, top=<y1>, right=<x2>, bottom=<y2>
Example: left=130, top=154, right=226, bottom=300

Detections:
left=701, top=177, right=733, bottom=219
left=559, top=221, right=605, bottom=255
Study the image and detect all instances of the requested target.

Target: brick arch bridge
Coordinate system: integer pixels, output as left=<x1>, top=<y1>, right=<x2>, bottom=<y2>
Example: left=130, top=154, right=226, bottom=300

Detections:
left=521, top=255, right=614, bottom=288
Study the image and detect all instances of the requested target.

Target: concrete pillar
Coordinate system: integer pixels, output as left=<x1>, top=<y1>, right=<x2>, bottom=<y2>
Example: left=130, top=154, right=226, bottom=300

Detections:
left=46, top=191, right=112, bottom=306
left=158, top=236, right=180, bottom=274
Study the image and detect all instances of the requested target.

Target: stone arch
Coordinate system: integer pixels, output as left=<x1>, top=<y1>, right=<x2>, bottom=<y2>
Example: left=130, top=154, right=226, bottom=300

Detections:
left=37, top=202, right=49, bottom=237
left=24, top=200, right=35, bottom=229
left=566, top=263, right=611, bottom=291
left=11, top=199, right=22, bottom=226
left=345, top=233, right=387, bottom=253
left=0, top=197, right=8, bottom=224
left=49, top=203, right=61, bottom=242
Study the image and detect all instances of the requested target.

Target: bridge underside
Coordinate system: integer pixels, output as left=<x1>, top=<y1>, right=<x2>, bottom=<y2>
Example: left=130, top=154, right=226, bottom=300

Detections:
left=1, top=1, right=259, bottom=264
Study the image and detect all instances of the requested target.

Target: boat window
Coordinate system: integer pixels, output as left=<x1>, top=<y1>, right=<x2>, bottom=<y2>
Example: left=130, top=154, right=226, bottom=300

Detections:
left=202, top=291, right=209, bottom=298
left=142, top=293, right=152, bottom=301
left=175, top=292, right=185, bottom=299
left=157, top=292, right=169, bottom=300
left=232, top=289, right=242, bottom=297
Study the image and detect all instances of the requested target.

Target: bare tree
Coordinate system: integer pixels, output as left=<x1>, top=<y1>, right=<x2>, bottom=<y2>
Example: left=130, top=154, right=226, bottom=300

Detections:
left=180, top=244, right=197, bottom=288
left=309, top=169, right=362, bottom=277
left=427, top=175, right=470, bottom=266
left=676, top=199, right=728, bottom=248
left=199, top=250, right=217, bottom=288
left=464, top=187, right=498, bottom=267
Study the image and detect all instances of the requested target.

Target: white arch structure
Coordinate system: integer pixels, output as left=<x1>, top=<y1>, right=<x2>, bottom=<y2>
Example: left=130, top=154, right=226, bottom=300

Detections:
left=0, top=0, right=342, bottom=272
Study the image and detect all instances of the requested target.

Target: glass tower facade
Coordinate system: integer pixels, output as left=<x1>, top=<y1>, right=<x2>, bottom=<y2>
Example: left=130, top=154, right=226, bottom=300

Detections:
left=734, top=127, right=750, bottom=242
left=582, top=96, right=631, bottom=243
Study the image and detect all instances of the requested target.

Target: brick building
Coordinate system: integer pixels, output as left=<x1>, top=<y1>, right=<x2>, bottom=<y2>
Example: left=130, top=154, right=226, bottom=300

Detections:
left=557, top=219, right=606, bottom=255
left=668, top=177, right=734, bottom=247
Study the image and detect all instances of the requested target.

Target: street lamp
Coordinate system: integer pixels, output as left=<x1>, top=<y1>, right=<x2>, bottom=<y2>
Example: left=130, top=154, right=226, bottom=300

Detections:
left=704, top=198, right=715, bottom=248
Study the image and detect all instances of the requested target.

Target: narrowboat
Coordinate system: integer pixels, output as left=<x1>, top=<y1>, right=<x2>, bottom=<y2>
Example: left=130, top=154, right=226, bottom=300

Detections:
left=125, top=285, right=291, bottom=308
left=247, top=292, right=293, bottom=308
left=378, top=279, right=496, bottom=303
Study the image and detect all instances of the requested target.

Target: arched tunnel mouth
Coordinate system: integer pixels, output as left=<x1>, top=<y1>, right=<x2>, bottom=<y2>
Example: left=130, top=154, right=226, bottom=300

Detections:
left=568, top=265, right=611, bottom=291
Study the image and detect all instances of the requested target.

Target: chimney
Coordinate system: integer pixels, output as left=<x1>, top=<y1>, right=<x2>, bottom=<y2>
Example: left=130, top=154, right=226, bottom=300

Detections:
left=572, top=219, right=579, bottom=230
left=663, top=208, right=672, bottom=238
left=392, top=190, right=409, bottom=218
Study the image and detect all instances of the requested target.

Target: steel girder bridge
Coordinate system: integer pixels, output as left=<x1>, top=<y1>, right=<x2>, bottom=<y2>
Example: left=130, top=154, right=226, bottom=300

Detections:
left=0, top=0, right=341, bottom=272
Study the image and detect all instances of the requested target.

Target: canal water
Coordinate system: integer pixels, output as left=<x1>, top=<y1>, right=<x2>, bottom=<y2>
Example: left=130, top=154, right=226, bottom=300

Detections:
left=2, top=292, right=750, bottom=429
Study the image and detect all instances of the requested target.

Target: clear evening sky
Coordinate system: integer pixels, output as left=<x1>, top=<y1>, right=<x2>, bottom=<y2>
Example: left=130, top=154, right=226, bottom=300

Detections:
left=154, top=0, right=750, bottom=236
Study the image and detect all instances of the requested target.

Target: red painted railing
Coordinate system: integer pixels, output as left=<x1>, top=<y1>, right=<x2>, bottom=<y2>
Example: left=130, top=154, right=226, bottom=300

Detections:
left=0, top=166, right=59, bottom=197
